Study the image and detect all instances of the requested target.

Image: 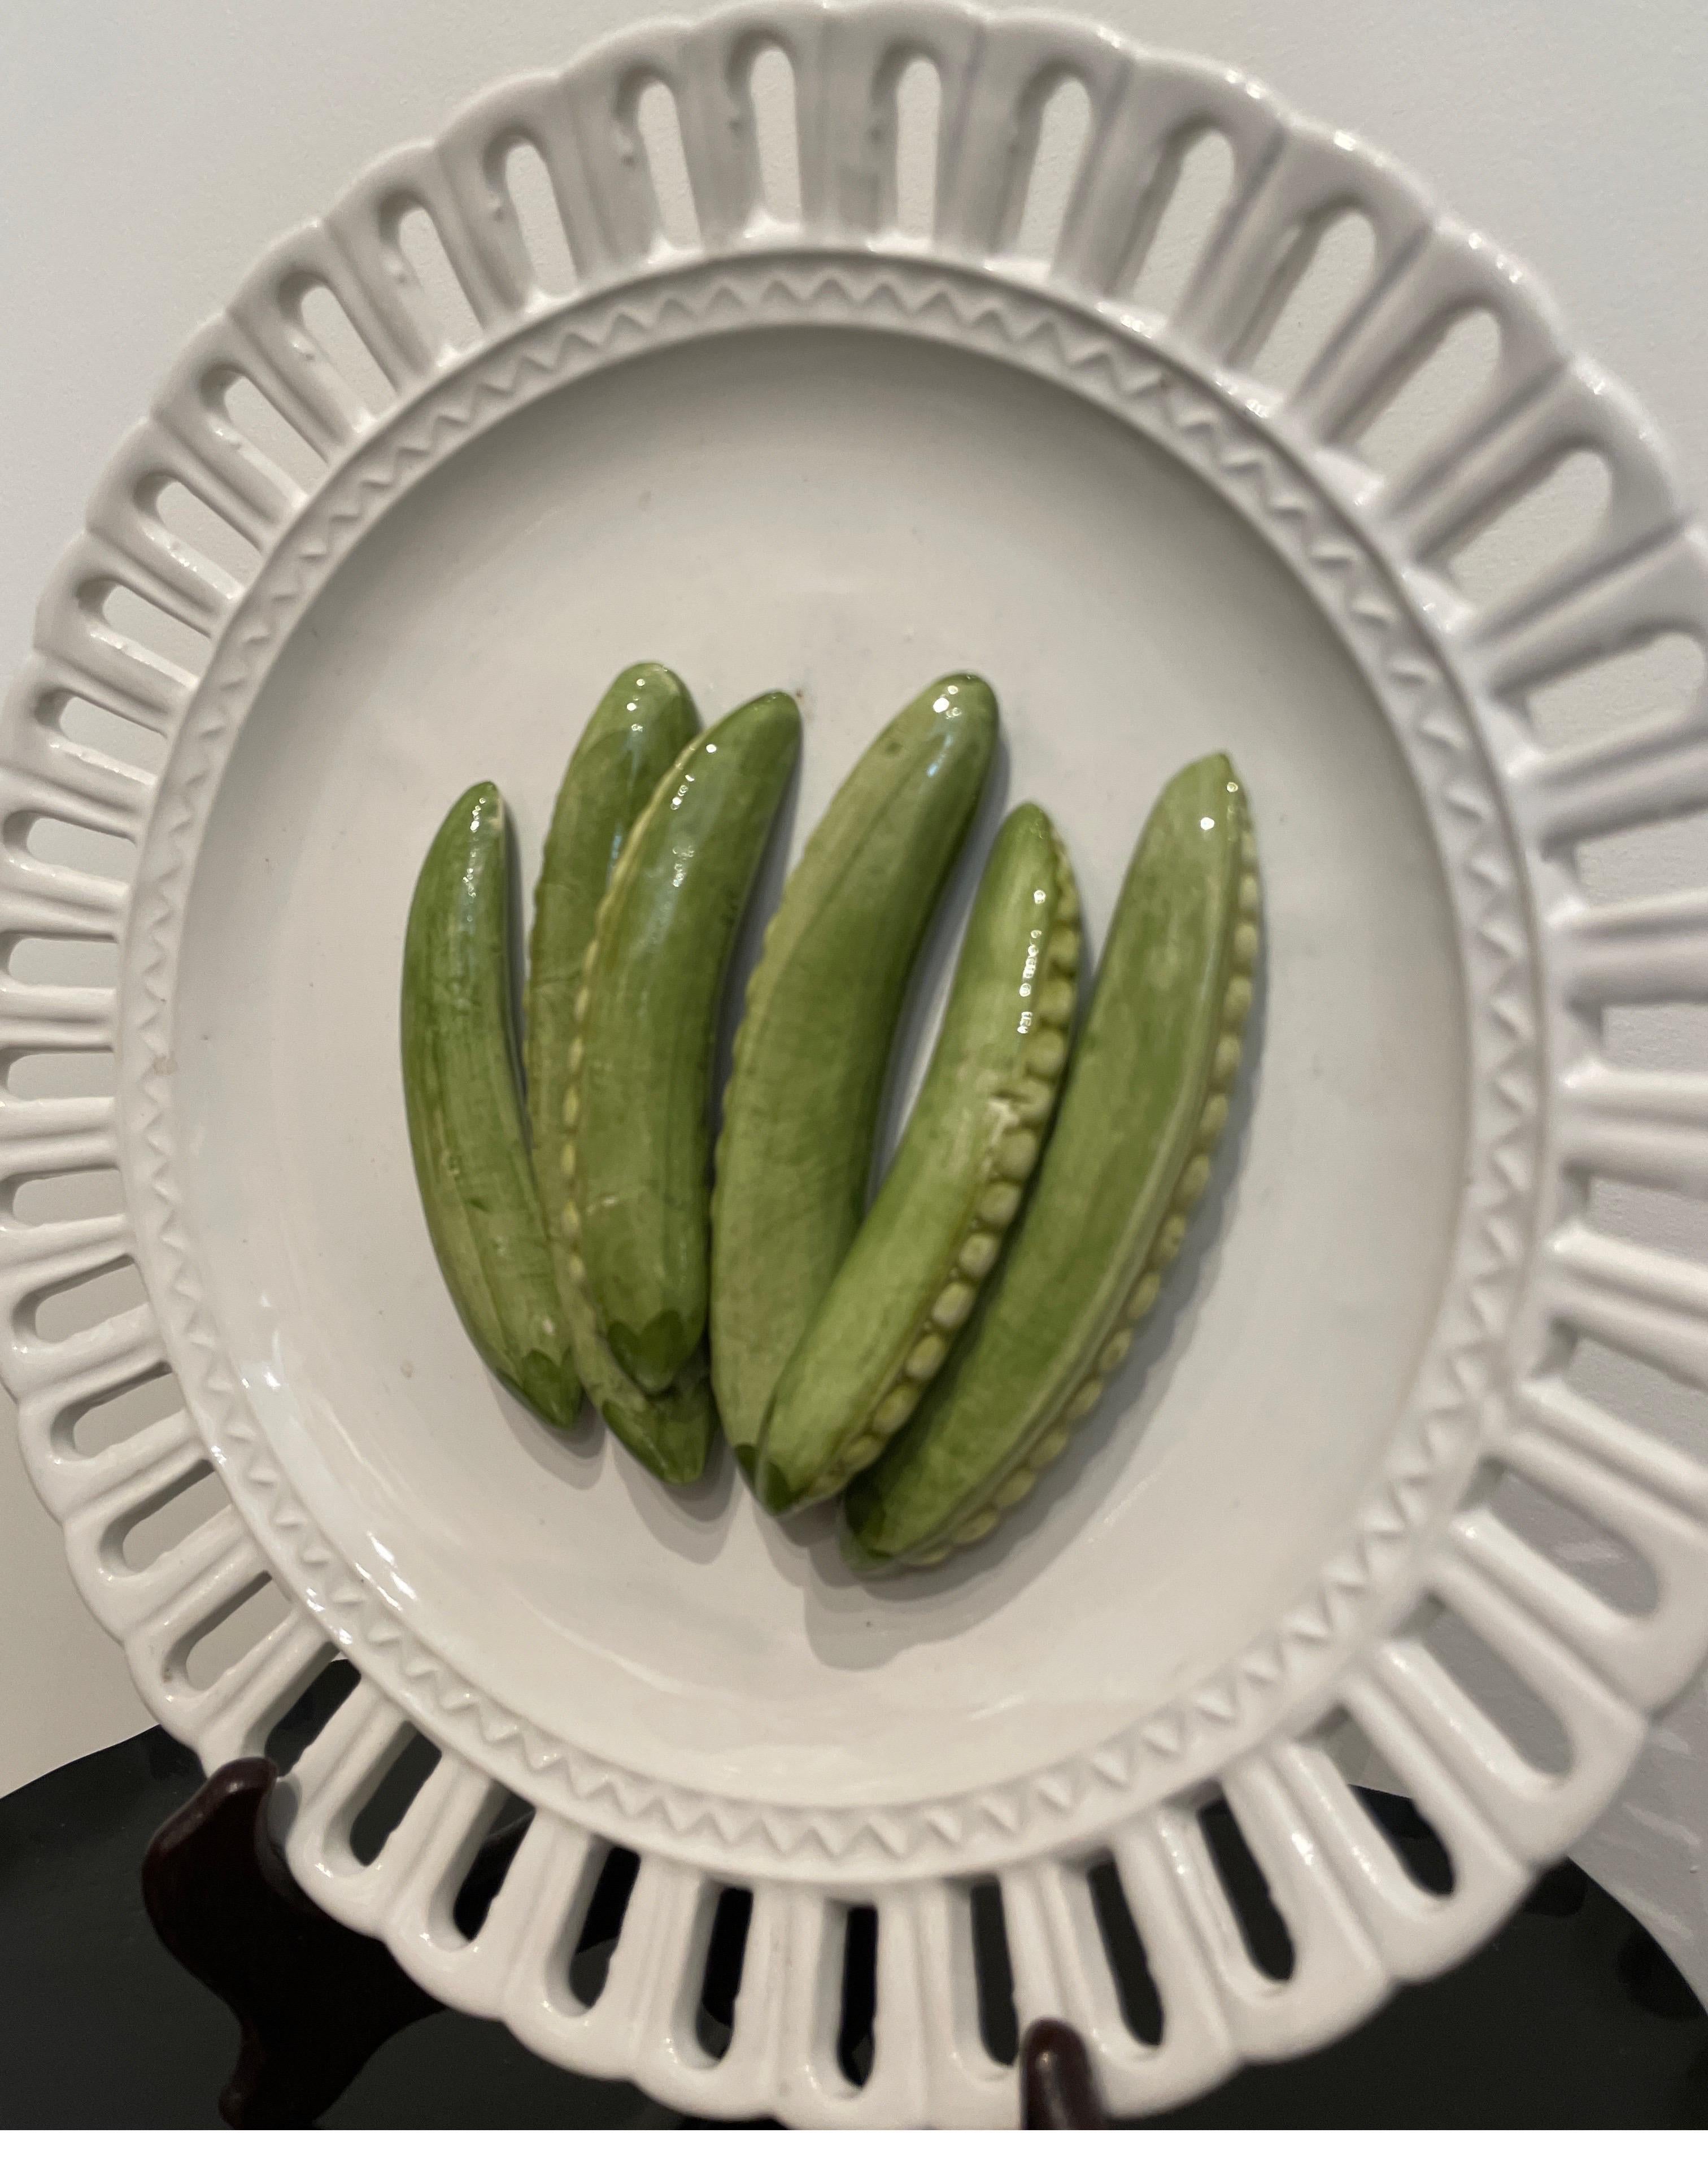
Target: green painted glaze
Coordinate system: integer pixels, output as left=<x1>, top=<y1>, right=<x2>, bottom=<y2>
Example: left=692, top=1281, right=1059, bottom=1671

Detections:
left=526, top=662, right=701, bottom=1313
left=842, top=754, right=1260, bottom=1572
left=562, top=694, right=801, bottom=1412
left=560, top=1300, right=717, bottom=1487
left=755, top=804, right=1081, bottom=1512
left=709, top=675, right=999, bottom=1468
left=401, top=783, right=580, bottom=1427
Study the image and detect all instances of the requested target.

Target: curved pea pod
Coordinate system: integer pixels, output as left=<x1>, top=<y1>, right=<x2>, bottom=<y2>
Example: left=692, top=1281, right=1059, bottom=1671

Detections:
left=401, top=784, right=580, bottom=1428
left=526, top=662, right=701, bottom=1300
left=755, top=804, right=1081, bottom=1513
left=561, top=693, right=801, bottom=1421
left=842, top=753, right=1260, bottom=1573
left=710, top=674, right=999, bottom=1467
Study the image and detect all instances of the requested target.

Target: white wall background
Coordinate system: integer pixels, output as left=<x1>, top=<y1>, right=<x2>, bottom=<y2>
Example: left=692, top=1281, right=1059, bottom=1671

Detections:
left=3, top=0, right=1707, bottom=1803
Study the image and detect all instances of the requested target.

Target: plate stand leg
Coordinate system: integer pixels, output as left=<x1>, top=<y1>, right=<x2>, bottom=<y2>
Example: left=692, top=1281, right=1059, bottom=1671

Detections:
left=140, top=1755, right=444, bottom=2127
left=1020, top=2020, right=1108, bottom=2127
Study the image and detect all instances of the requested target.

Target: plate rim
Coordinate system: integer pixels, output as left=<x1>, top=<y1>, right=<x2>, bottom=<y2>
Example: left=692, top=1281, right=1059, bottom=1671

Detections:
left=129, top=241, right=1539, bottom=1861
left=7, top=0, right=1708, bottom=2125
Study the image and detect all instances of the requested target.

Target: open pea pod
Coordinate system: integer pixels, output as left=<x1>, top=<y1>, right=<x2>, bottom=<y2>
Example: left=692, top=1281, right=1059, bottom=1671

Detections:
left=842, top=753, right=1260, bottom=1573
left=558, top=693, right=801, bottom=1476
left=524, top=663, right=709, bottom=1477
left=526, top=661, right=702, bottom=1280
left=710, top=675, right=998, bottom=1468
left=401, top=783, right=580, bottom=1428
left=755, top=803, right=1081, bottom=1513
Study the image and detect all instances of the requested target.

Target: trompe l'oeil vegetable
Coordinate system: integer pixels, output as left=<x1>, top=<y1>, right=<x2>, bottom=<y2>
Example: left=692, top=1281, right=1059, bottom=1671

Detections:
left=711, top=673, right=998, bottom=1474
left=402, top=781, right=580, bottom=1430
left=753, top=802, right=1082, bottom=1516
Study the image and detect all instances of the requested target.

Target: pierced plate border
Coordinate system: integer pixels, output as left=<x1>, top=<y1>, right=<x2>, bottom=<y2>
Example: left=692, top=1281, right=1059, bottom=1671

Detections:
left=129, top=248, right=1534, bottom=1870
left=7, top=0, right=1708, bottom=2126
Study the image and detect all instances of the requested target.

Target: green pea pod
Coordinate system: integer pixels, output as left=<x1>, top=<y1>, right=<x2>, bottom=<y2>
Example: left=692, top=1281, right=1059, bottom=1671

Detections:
left=842, top=754, right=1259, bottom=1573
left=710, top=675, right=999, bottom=1467
left=526, top=663, right=702, bottom=1316
left=561, top=693, right=802, bottom=1420
left=755, top=804, right=1081, bottom=1512
left=402, top=784, right=580, bottom=1427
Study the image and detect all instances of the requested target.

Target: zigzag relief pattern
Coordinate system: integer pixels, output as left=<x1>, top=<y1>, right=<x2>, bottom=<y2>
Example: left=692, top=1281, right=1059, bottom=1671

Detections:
left=0, top=10, right=1702, bottom=2122
left=101, top=245, right=1548, bottom=1873
left=0, top=4, right=1692, bottom=2128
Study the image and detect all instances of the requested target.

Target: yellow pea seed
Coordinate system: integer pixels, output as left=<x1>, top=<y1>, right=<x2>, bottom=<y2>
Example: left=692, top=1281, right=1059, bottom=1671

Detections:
left=978, top=1180, right=1023, bottom=1227
left=1151, top=1213, right=1187, bottom=1269
left=1126, top=1270, right=1160, bottom=1321
left=1027, top=1030, right=1068, bottom=1080
left=1197, top=1093, right=1228, bottom=1147
left=1099, top=1327, right=1132, bottom=1374
left=1175, top=1153, right=1211, bottom=1211
left=842, top=1433, right=884, bottom=1472
left=905, top=1331, right=948, bottom=1381
left=1013, top=1078, right=1055, bottom=1125
left=956, top=1507, right=1000, bottom=1545
left=567, top=1037, right=585, bottom=1074
left=1232, top=922, right=1257, bottom=970
left=933, top=1278, right=977, bottom=1330
left=994, top=1130, right=1039, bottom=1183
left=1239, top=873, right=1260, bottom=916
left=560, top=1204, right=581, bottom=1240
left=993, top=1468, right=1038, bottom=1509
left=873, top=1382, right=920, bottom=1434
left=1222, top=976, right=1252, bottom=1029
left=1030, top=1427, right=1071, bottom=1469
left=958, top=1231, right=1000, bottom=1279
left=933, top=1273, right=977, bottom=1326
left=1210, top=1033, right=1242, bottom=1089
left=573, top=985, right=590, bottom=1026
left=562, top=1089, right=580, bottom=1129
left=1035, top=977, right=1074, bottom=1028
left=1064, top=1377, right=1103, bottom=1422
left=559, top=1143, right=577, bottom=1180
left=1048, top=926, right=1080, bottom=973
left=1059, top=882, right=1082, bottom=927
left=913, top=1545, right=951, bottom=1567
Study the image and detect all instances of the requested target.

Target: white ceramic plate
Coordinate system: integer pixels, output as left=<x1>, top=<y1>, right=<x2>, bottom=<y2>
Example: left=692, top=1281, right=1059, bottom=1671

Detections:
left=7, top=0, right=1708, bottom=2127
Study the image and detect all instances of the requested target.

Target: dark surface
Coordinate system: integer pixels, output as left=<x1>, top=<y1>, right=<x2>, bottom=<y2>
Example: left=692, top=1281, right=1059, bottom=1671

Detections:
left=2, top=1723, right=1706, bottom=2127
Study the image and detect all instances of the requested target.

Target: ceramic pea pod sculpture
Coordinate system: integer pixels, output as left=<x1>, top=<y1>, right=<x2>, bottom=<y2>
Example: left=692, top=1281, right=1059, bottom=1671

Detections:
left=556, top=690, right=801, bottom=1477
left=754, top=802, right=1082, bottom=1513
left=526, top=662, right=702, bottom=1278
left=526, top=663, right=737, bottom=1483
left=401, top=783, right=581, bottom=1430
left=843, top=754, right=1260, bottom=1573
left=710, top=674, right=998, bottom=1469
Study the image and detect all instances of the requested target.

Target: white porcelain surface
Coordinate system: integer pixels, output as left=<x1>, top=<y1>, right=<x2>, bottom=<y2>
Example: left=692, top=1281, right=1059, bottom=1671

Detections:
left=6, top=0, right=1708, bottom=2125
left=178, top=323, right=1462, bottom=1816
